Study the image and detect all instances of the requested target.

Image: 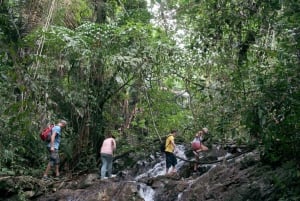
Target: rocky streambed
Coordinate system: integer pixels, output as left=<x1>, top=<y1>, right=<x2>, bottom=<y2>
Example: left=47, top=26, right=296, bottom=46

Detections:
left=0, top=146, right=298, bottom=201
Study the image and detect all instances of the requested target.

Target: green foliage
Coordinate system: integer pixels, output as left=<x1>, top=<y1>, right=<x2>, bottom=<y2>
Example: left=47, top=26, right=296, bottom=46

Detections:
left=243, top=0, right=300, bottom=165
left=53, top=0, right=93, bottom=27
left=270, top=161, right=300, bottom=201
left=115, top=0, right=151, bottom=24
left=0, top=3, right=299, bottom=196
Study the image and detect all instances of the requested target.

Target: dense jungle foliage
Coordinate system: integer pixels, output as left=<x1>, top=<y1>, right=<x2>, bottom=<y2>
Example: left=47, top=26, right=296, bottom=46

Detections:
left=0, top=0, right=299, bottom=196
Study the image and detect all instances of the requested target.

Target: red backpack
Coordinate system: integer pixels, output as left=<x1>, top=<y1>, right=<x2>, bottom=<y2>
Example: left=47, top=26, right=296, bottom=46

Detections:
left=191, top=141, right=201, bottom=150
left=40, top=124, right=54, bottom=141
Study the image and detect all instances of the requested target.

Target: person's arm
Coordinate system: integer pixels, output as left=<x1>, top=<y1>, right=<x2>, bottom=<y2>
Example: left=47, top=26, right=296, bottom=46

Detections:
left=112, top=139, right=116, bottom=150
left=171, top=137, right=176, bottom=150
left=50, top=132, right=57, bottom=151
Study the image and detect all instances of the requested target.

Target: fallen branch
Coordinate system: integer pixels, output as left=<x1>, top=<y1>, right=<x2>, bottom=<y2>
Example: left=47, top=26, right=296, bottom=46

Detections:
left=175, top=148, right=254, bottom=165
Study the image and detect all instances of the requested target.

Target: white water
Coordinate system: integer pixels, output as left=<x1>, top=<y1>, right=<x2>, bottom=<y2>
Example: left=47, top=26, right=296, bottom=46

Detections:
left=136, top=145, right=187, bottom=180
left=138, top=183, right=155, bottom=201
left=136, top=145, right=187, bottom=200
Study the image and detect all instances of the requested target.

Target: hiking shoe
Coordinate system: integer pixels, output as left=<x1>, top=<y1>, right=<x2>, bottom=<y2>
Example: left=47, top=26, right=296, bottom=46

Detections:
left=110, top=174, right=117, bottom=178
left=101, top=177, right=108, bottom=180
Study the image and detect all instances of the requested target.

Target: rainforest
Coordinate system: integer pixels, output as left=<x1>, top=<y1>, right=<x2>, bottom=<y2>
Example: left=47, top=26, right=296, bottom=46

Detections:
left=0, top=0, right=299, bottom=200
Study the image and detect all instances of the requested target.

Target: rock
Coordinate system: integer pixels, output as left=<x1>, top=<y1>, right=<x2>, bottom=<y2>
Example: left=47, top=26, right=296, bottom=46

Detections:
left=2, top=148, right=298, bottom=201
left=80, top=173, right=98, bottom=187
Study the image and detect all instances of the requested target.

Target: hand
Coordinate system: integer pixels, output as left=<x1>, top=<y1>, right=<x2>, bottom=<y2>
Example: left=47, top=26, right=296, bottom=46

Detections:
left=50, top=147, right=54, bottom=152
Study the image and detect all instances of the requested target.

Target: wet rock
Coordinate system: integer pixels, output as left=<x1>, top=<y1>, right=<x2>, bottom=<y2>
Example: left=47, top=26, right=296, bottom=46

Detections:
left=35, top=180, right=144, bottom=201
left=1, top=147, right=298, bottom=201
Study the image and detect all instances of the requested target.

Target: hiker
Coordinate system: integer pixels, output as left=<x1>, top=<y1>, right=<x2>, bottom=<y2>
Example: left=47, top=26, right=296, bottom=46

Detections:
left=99, top=133, right=116, bottom=179
left=165, top=129, right=178, bottom=175
left=192, top=128, right=209, bottom=171
left=43, top=120, right=67, bottom=179
left=196, top=129, right=209, bottom=151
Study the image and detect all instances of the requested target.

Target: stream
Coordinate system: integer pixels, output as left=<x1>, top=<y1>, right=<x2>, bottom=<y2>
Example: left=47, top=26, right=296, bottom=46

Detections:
left=135, top=145, right=187, bottom=201
left=0, top=142, right=279, bottom=201
left=134, top=144, right=242, bottom=201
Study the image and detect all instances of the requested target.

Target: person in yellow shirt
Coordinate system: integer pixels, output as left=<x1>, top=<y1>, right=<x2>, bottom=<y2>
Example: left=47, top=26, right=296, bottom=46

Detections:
left=164, top=129, right=178, bottom=175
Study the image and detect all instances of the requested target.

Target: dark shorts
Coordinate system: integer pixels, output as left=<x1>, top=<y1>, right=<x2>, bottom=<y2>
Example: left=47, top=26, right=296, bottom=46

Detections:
left=48, top=148, right=60, bottom=166
left=165, top=151, right=177, bottom=168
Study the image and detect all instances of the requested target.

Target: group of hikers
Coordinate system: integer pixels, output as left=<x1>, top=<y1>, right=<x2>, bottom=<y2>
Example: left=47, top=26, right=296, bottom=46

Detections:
left=163, top=127, right=209, bottom=175
left=41, top=119, right=117, bottom=180
left=41, top=119, right=208, bottom=180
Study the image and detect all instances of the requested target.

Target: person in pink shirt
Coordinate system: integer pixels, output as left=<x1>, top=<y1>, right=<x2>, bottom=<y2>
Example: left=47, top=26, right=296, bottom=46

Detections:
left=99, top=133, right=116, bottom=179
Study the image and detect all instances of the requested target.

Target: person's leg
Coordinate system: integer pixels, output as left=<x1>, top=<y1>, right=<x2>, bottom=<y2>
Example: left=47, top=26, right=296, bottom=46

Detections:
left=199, top=143, right=208, bottom=151
left=171, top=167, right=176, bottom=173
left=106, top=155, right=113, bottom=177
left=165, top=160, right=169, bottom=174
left=52, top=150, right=60, bottom=177
left=170, top=153, right=177, bottom=173
left=194, top=148, right=202, bottom=171
left=43, top=162, right=52, bottom=177
left=165, top=165, right=169, bottom=174
left=43, top=148, right=53, bottom=178
left=165, top=152, right=172, bottom=174
left=193, top=163, right=197, bottom=172
left=101, top=154, right=108, bottom=178
left=55, top=165, right=60, bottom=177
left=194, top=155, right=199, bottom=171
left=201, top=144, right=208, bottom=151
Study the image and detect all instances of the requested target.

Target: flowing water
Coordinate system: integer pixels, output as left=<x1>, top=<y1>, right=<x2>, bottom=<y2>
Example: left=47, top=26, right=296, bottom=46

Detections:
left=135, top=144, right=237, bottom=200
left=137, top=183, right=156, bottom=201
left=136, top=145, right=187, bottom=200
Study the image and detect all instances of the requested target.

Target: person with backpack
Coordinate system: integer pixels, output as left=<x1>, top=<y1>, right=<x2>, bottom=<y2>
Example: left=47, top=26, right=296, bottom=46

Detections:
left=43, top=120, right=67, bottom=180
left=191, top=128, right=209, bottom=172
left=99, top=133, right=116, bottom=180
left=165, top=129, right=178, bottom=175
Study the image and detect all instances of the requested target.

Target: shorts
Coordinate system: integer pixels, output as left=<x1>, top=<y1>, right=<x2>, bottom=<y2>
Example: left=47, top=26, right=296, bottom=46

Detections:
left=165, top=151, right=177, bottom=168
left=48, top=148, right=60, bottom=166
